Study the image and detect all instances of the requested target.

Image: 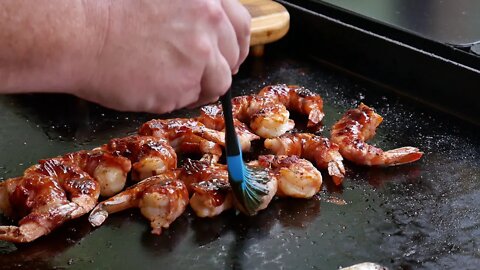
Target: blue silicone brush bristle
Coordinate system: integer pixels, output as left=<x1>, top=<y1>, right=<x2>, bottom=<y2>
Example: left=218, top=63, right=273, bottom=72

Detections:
left=221, top=89, right=272, bottom=215
left=227, top=154, right=271, bottom=215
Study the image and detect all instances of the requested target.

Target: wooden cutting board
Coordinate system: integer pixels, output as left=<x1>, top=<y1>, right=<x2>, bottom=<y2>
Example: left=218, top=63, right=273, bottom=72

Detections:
left=241, top=0, right=290, bottom=55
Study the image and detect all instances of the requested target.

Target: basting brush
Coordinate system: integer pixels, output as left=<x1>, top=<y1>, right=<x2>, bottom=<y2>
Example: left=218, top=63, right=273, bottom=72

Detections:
left=220, top=88, right=272, bottom=215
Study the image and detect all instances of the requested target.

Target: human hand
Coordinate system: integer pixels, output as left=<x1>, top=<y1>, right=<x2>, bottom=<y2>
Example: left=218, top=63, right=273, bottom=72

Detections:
left=78, top=0, right=251, bottom=113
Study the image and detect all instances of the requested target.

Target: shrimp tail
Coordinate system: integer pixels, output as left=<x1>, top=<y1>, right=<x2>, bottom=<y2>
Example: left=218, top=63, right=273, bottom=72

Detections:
left=88, top=193, right=137, bottom=227
left=0, top=202, right=81, bottom=243
left=332, top=104, right=423, bottom=167
left=88, top=207, right=109, bottom=227
left=307, top=109, right=324, bottom=127
left=328, top=160, right=346, bottom=186
left=383, top=147, right=424, bottom=166
left=71, top=194, right=98, bottom=218
left=0, top=224, right=48, bottom=243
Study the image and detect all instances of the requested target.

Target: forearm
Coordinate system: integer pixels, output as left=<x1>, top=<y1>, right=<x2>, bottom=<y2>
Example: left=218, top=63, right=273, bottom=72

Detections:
left=0, top=0, right=107, bottom=94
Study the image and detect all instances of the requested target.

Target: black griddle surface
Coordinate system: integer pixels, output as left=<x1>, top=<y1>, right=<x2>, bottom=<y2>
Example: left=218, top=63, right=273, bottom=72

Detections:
left=317, top=0, right=480, bottom=47
left=0, top=48, right=479, bottom=269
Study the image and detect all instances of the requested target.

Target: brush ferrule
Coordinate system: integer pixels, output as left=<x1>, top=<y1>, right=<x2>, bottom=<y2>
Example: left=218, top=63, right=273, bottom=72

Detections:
left=226, top=154, right=245, bottom=183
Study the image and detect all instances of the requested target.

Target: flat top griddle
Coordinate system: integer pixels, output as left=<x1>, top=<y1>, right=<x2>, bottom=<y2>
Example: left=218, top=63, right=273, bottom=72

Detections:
left=0, top=44, right=479, bottom=269
left=317, top=0, right=480, bottom=47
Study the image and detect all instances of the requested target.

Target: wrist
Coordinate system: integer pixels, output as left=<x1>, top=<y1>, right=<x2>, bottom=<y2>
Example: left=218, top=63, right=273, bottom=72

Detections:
left=65, top=0, right=112, bottom=96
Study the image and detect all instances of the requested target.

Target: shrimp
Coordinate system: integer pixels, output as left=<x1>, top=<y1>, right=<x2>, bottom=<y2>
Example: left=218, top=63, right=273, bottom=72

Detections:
left=62, top=149, right=132, bottom=197
left=101, top=135, right=177, bottom=182
left=178, top=156, right=233, bottom=218
left=89, top=173, right=188, bottom=235
left=253, top=155, right=322, bottom=199
left=331, top=103, right=423, bottom=166
left=189, top=180, right=232, bottom=218
left=265, top=133, right=345, bottom=185
left=173, top=133, right=223, bottom=158
left=178, top=155, right=227, bottom=194
left=25, top=159, right=100, bottom=215
left=258, top=84, right=324, bottom=127
left=199, top=95, right=294, bottom=139
left=179, top=155, right=277, bottom=217
left=139, top=118, right=224, bottom=157
left=230, top=120, right=261, bottom=152
left=237, top=161, right=278, bottom=214
left=204, top=119, right=261, bottom=152
left=0, top=159, right=100, bottom=243
left=196, top=106, right=259, bottom=151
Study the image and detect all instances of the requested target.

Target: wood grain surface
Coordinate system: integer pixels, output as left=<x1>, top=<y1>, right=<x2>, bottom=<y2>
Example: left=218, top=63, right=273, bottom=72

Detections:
left=242, top=0, right=290, bottom=48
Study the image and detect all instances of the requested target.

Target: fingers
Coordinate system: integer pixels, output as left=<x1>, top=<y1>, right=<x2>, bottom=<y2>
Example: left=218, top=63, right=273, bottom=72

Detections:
left=192, top=0, right=250, bottom=108
left=214, top=5, right=240, bottom=72
left=94, top=0, right=251, bottom=113
left=169, top=84, right=203, bottom=112
left=186, top=96, right=220, bottom=110
left=196, top=48, right=232, bottom=108
left=186, top=0, right=242, bottom=109
left=221, top=0, right=251, bottom=73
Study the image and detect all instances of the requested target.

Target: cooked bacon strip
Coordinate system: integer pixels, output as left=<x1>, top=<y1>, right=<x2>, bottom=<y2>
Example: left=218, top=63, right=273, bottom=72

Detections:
left=101, top=135, right=177, bottom=182
left=265, top=133, right=345, bottom=185
left=0, top=159, right=100, bottom=243
left=331, top=103, right=423, bottom=166
left=89, top=173, right=188, bottom=235
left=139, top=118, right=224, bottom=156
left=258, top=84, right=324, bottom=127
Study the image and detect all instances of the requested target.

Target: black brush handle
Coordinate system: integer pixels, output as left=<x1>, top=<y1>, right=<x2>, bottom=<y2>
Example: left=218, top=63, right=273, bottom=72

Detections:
left=220, top=89, right=240, bottom=156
